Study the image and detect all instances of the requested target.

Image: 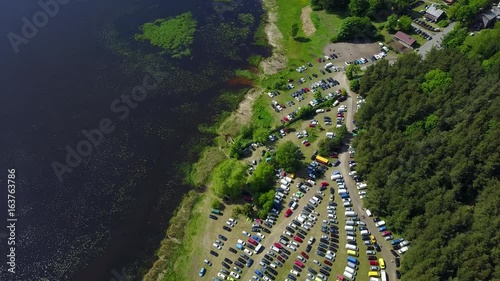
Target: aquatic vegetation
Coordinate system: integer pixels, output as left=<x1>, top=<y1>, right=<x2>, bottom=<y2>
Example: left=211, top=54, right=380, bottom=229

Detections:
left=135, top=12, right=197, bottom=58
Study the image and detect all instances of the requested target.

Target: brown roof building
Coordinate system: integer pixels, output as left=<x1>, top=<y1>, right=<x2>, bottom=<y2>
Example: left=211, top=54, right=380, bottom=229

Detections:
left=394, top=31, right=416, bottom=48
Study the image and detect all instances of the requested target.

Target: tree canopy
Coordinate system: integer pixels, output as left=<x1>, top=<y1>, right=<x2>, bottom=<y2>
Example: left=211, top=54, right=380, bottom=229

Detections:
left=333, top=17, right=379, bottom=42
left=211, top=159, right=246, bottom=199
left=353, top=47, right=500, bottom=280
left=274, top=141, right=301, bottom=172
left=397, top=15, right=412, bottom=32
left=248, top=162, right=275, bottom=193
left=135, top=12, right=197, bottom=59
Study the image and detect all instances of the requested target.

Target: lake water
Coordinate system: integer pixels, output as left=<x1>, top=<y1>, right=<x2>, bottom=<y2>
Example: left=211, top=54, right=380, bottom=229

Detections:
left=0, top=0, right=268, bottom=280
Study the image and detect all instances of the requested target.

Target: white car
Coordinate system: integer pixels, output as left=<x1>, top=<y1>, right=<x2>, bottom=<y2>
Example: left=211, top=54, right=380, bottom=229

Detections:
left=287, top=244, right=297, bottom=251
left=284, top=231, right=292, bottom=237
left=290, top=270, right=299, bottom=276
left=217, top=272, right=227, bottom=279
left=228, top=218, right=237, bottom=224
left=244, top=248, right=253, bottom=256
left=360, top=195, right=366, bottom=199
left=215, top=240, right=224, bottom=246
left=291, top=241, right=299, bottom=247
left=307, top=179, right=316, bottom=185
left=342, top=198, right=351, bottom=203
left=230, top=272, right=240, bottom=279
left=297, top=255, right=306, bottom=262
left=256, top=233, right=265, bottom=239
left=226, top=221, right=234, bottom=227
left=313, top=259, right=320, bottom=265
left=296, top=133, right=303, bottom=139
left=242, top=231, right=250, bottom=237
left=366, top=250, right=376, bottom=255
left=237, top=239, right=246, bottom=246
left=370, top=266, right=380, bottom=271
left=327, top=206, right=336, bottom=210
left=398, top=246, right=409, bottom=254
left=213, top=243, right=222, bottom=250
left=358, top=191, right=367, bottom=195
left=308, top=237, right=315, bottom=245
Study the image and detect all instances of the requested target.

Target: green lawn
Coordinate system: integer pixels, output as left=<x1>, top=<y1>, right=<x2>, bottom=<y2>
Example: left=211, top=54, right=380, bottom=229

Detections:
left=275, top=0, right=346, bottom=66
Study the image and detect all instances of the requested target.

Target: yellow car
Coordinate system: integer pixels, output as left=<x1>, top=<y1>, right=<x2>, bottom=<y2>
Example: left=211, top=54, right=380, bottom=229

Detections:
left=370, top=235, right=377, bottom=243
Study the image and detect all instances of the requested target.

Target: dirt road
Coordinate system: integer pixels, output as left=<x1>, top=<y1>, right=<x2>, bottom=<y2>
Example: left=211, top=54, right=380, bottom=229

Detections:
left=339, top=77, right=398, bottom=280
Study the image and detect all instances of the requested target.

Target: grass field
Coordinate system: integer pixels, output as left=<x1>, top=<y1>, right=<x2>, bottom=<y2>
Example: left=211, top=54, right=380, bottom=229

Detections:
left=275, top=0, right=345, bottom=66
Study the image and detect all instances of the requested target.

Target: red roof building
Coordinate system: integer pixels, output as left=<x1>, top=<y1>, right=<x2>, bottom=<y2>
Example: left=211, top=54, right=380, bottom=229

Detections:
left=394, top=31, right=416, bottom=48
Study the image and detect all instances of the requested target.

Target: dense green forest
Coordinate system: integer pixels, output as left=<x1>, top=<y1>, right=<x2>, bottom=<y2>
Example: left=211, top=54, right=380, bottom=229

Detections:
left=353, top=28, right=500, bottom=279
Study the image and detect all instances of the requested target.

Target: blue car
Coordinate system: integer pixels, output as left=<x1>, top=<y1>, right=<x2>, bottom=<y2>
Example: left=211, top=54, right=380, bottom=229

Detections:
left=255, top=269, right=263, bottom=277
left=246, top=258, right=254, bottom=267
left=252, top=235, right=261, bottom=242
left=378, top=225, right=387, bottom=232
left=199, top=267, right=206, bottom=277
left=391, top=238, right=403, bottom=245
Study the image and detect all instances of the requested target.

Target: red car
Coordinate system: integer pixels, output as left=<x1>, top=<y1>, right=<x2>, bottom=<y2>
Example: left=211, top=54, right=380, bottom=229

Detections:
left=304, top=87, right=310, bottom=92
left=284, top=208, right=292, bottom=218
left=321, top=182, right=329, bottom=186
left=302, top=140, right=310, bottom=146
left=330, top=153, right=338, bottom=158
left=301, top=252, right=309, bottom=259
left=382, top=231, right=392, bottom=237
left=274, top=242, right=283, bottom=249
left=283, top=117, right=290, bottom=122
left=293, top=236, right=303, bottom=243
left=337, top=113, right=344, bottom=118
left=277, top=255, right=284, bottom=262
left=248, top=238, right=258, bottom=246
left=309, top=123, right=316, bottom=128
left=370, top=261, right=379, bottom=266
left=324, top=260, right=333, bottom=266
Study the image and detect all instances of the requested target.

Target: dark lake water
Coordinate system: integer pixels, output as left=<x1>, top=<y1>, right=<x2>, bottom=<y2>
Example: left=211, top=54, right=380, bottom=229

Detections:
left=0, top=0, right=268, bottom=280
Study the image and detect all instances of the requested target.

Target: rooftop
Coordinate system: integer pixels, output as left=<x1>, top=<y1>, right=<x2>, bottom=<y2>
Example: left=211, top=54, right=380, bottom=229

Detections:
left=426, top=4, right=445, bottom=19
left=394, top=31, right=416, bottom=46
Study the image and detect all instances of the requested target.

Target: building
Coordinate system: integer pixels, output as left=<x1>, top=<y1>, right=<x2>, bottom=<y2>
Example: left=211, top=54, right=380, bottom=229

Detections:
left=479, top=4, right=500, bottom=29
left=394, top=31, right=416, bottom=48
left=425, top=4, right=446, bottom=22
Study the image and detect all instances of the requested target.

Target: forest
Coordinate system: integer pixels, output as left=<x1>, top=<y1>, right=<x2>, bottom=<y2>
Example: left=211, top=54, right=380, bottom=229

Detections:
left=352, top=25, right=500, bottom=280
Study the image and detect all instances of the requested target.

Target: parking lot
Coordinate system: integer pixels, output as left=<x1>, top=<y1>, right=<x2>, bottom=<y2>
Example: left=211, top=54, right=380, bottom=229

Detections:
left=195, top=47, right=409, bottom=281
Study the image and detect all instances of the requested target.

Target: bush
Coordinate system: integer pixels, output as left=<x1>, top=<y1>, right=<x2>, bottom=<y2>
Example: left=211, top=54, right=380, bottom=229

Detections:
left=350, top=79, right=361, bottom=92
left=211, top=198, right=223, bottom=209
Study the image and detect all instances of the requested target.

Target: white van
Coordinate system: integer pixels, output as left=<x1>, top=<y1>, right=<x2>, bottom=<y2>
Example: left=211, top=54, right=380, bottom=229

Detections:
left=343, top=271, right=354, bottom=280
left=331, top=174, right=342, bottom=180
left=360, top=230, right=370, bottom=236
left=344, top=266, right=356, bottom=275
left=357, top=183, right=367, bottom=190
left=280, top=179, right=290, bottom=186
left=344, top=225, right=355, bottom=231
left=338, top=189, right=348, bottom=195
left=325, top=62, right=333, bottom=69
left=285, top=176, right=293, bottom=183
left=345, top=211, right=356, bottom=217
left=333, top=100, right=340, bottom=107
left=347, top=261, right=358, bottom=269
left=366, top=209, right=372, bottom=217
left=345, top=244, right=358, bottom=251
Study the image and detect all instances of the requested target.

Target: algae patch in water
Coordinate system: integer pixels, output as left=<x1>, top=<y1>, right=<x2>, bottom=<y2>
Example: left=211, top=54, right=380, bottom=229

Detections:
left=135, top=12, right=197, bottom=59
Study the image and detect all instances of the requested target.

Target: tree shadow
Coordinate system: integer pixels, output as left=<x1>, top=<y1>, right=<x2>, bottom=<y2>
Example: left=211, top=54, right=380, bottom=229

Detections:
left=294, top=37, right=311, bottom=43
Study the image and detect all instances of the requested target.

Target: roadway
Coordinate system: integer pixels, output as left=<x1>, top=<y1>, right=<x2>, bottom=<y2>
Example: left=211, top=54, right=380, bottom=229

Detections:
left=418, top=22, right=456, bottom=57
left=338, top=76, right=398, bottom=280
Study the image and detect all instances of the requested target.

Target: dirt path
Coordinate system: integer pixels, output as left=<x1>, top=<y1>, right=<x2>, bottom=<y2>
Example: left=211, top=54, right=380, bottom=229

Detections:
left=260, top=0, right=288, bottom=75
left=233, top=88, right=260, bottom=125
left=301, top=6, right=316, bottom=37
